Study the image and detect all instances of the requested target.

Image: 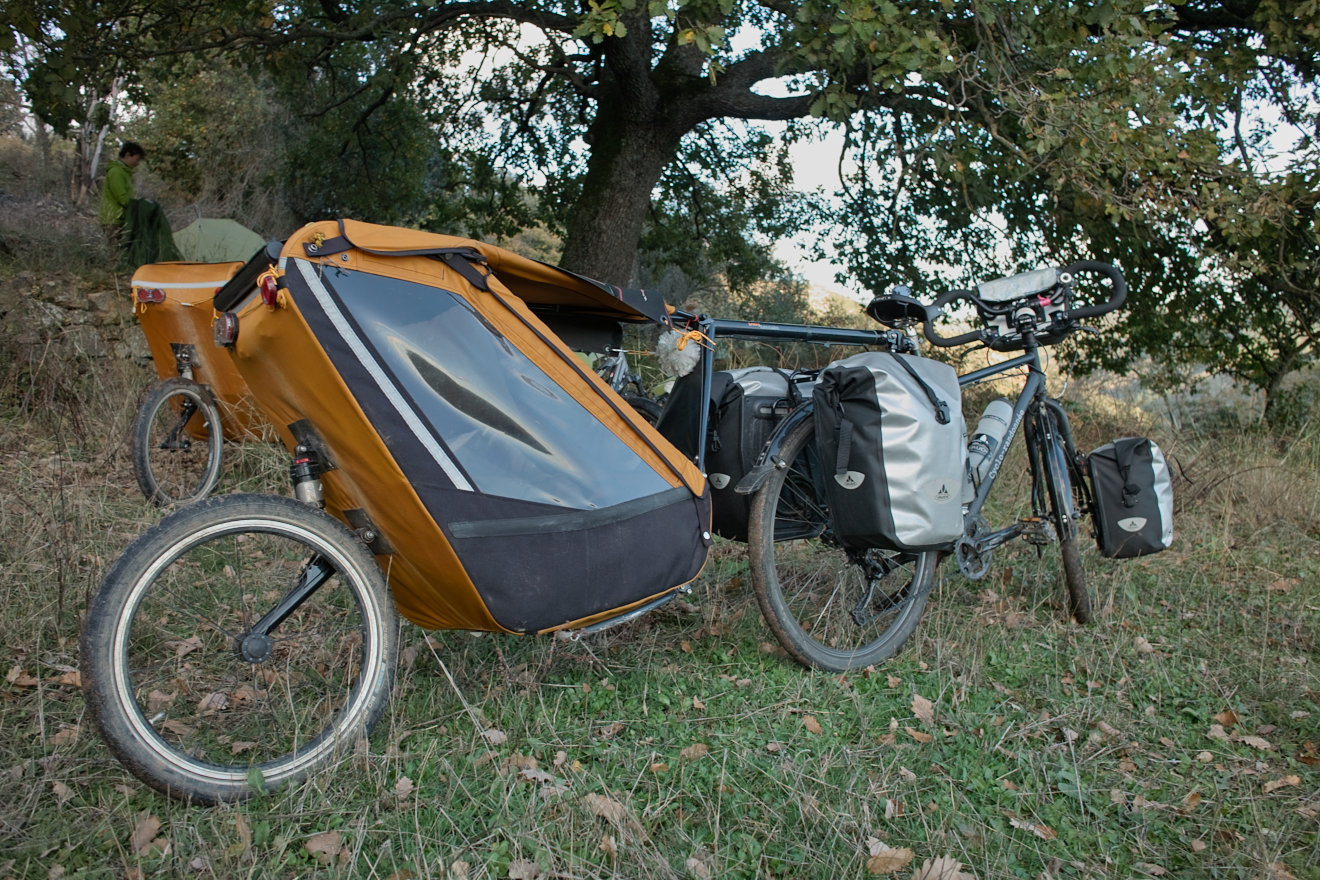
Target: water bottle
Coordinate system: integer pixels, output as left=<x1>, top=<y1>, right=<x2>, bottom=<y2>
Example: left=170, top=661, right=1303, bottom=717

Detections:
left=965, top=398, right=1013, bottom=495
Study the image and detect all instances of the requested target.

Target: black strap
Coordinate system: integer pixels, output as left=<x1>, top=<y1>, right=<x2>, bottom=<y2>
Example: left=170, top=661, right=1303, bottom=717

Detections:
left=1113, top=437, right=1145, bottom=507
left=835, top=418, right=855, bottom=477
left=440, top=252, right=493, bottom=291
left=302, top=220, right=493, bottom=290
left=890, top=354, right=951, bottom=424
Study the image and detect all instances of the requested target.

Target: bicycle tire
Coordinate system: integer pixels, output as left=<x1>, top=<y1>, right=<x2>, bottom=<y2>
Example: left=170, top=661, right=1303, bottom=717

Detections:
left=623, top=393, right=662, bottom=425
left=131, top=377, right=225, bottom=506
left=81, top=494, right=399, bottom=804
left=747, top=418, right=938, bottom=671
left=1040, top=414, right=1093, bottom=623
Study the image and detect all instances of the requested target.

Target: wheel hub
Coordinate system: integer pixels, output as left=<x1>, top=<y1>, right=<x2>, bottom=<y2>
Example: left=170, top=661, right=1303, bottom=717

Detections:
left=236, top=632, right=273, bottom=663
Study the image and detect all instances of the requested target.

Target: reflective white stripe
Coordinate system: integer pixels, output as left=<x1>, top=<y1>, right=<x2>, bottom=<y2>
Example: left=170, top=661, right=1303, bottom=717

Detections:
left=131, top=278, right=234, bottom=289
left=294, top=259, right=474, bottom=492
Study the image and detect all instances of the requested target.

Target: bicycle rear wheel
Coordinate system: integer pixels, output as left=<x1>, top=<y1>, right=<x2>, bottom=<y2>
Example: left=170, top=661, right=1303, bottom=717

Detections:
left=748, top=418, right=938, bottom=671
left=81, top=494, right=398, bottom=804
left=131, top=377, right=224, bottom=506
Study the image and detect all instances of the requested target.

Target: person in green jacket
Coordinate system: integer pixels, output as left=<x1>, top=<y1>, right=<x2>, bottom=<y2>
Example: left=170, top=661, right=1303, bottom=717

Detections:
left=98, top=142, right=144, bottom=248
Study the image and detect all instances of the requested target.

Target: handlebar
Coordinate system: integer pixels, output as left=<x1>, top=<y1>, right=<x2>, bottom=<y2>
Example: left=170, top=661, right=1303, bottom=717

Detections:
left=922, top=261, right=1126, bottom=349
left=1062, top=261, right=1126, bottom=321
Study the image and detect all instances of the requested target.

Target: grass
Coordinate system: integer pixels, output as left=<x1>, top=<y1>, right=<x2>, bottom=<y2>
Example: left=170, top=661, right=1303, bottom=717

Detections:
left=1, top=319, right=1317, bottom=880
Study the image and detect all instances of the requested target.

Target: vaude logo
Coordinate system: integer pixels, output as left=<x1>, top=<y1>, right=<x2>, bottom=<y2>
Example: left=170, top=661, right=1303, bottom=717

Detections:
left=834, top=471, right=866, bottom=490
left=1118, top=516, right=1147, bottom=533
left=709, top=473, right=731, bottom=490
left=922, top=478, right=956, bottom=504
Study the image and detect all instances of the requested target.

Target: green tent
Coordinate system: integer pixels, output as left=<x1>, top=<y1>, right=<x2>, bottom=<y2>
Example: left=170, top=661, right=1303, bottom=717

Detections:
left=172, top=218, right=265, bottom=262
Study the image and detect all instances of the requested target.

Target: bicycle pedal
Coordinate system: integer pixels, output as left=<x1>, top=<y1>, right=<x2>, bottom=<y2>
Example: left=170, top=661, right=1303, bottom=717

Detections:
left=1019, top=517, right=1057, bottom=545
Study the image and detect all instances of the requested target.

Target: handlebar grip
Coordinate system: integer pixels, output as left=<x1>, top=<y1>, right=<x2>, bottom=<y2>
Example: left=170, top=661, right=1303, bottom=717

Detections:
left=1062, top=260, right=1126, bottom=321
left=922, top=288, right=982, bottom=348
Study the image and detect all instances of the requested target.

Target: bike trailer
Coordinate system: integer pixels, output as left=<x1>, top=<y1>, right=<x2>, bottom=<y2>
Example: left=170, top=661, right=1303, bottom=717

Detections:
left=1087, top=437, right=1173, bottom=558
left=657, top=366, right=817, bottom=541
left=131, top=255, right=270, bottom=441
left=218, top=219, right=711, bottom=634
left=813, top=351, right=966, bottom=552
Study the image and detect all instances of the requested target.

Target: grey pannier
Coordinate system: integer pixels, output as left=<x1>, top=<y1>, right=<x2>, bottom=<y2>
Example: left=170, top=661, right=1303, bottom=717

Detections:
left=1088, top=437, right=1173, bottom=558
left=813, top=352, right=966, bottom=552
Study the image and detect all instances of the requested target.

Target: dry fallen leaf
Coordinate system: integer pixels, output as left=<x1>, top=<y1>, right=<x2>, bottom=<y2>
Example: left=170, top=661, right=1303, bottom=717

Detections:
left=685, top=856, right=711, bottom=879
left=581, top=793, right=644, bottom=835
left=905, top=727, right=933, bottom=744
left=5, top=666, right=37, bottom=687
left=197, top=692, right=229, bottom=714
left=1009, top=817, right=1057, bottom=840
left=866, top=843, right=915, bottom=874
left=51, top=780, right=74, bottom=804
left=1237, top=735, right=1274, bottom=751
left=803, top=715, right=823, bottom=734
left=1213, top=709, right=1239, bottom=727
left=1133, top=636, right=1155, bottom=655
left=50, top=726, right=79, bottom=746
left=394, top=775, right=415, bottom=799
left=1134, top=863, right=1167, bottom=876
left=680, top=743, right=710, bottom=760
left=235, top=814, right=252, bottom=851
left=304, top=830, right=343, bottom=865
left=481, top=728, right=508, bottom=746
left=1262, top=775, right=1300, bottom=794
left=130, top=815, right=162, bottom=855
left=911, top=694, right=934, bottom=725
left=506, top=859, right=542, bottom=879
left=911, top=855, right=975, bottom=880
left=599, top=834, right=617, bottom=858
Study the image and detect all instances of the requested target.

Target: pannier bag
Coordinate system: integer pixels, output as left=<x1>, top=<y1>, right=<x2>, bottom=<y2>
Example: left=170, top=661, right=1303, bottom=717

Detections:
left=656, top=366, right=816, bottom=541
left=1088, top=437, right=1173, bottom=558
left=813, top=352, right=966, bottom=552
left=131, top=256, right=271, bottom=441
left=223, top=219, right=711, bottom=634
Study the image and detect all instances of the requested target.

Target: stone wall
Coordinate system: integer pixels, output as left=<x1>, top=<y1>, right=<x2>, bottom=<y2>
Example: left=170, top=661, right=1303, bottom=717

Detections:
left=0, top=270, right=152, bottom=372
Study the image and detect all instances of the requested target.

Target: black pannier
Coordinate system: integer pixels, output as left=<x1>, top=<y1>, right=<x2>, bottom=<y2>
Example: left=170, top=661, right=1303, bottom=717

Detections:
left=813, top=352, right=966, bottom=552
left=657, top=366, right=815, bottom=541
left=1088, top=437, right=1173, bottom=558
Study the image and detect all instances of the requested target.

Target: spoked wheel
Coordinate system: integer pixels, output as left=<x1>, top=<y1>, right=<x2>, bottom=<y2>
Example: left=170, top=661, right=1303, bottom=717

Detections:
left=748, top=418, right=938, bottom=671
left=81, top=494, right=399, bottom=804
left=131, top=377, right=225, bottom=506
left=1038, top=412, right=1093, bottom=623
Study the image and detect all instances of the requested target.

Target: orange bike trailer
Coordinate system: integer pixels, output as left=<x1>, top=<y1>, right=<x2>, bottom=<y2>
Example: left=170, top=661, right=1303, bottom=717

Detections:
left=217, top=220, right=711, bottom=633
left=131, top=256, right=270, bottom=441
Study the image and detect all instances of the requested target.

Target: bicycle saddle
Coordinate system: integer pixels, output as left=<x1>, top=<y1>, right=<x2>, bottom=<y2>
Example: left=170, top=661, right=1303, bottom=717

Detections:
left=864, top=292, right=930, bottom=329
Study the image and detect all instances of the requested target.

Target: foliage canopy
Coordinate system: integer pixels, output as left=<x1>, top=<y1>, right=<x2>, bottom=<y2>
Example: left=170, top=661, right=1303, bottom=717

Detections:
left=3, top=0, right=1318, bottom=406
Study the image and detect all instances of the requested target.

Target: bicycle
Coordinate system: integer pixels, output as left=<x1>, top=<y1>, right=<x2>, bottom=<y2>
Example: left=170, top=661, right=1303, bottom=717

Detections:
left=741, top=262, right=1127, bottom=671
left=594, top=346, right=663, bottom=423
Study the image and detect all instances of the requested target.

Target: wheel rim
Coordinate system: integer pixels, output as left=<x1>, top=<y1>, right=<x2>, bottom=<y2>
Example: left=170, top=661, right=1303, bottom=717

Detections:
left=757, top=420, right=932, bottom=668
left=143, top=388, right=223, bottom=504
left=108, top=516, right=387, bottom=787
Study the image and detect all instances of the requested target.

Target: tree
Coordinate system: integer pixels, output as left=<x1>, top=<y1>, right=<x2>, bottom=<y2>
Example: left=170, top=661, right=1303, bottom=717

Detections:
left=5, top=1, right=1318, bottom=408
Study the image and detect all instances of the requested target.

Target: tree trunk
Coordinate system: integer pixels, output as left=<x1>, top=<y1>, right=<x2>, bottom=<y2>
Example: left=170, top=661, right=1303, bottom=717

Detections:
left=557, top=88, right=685, bottom=285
